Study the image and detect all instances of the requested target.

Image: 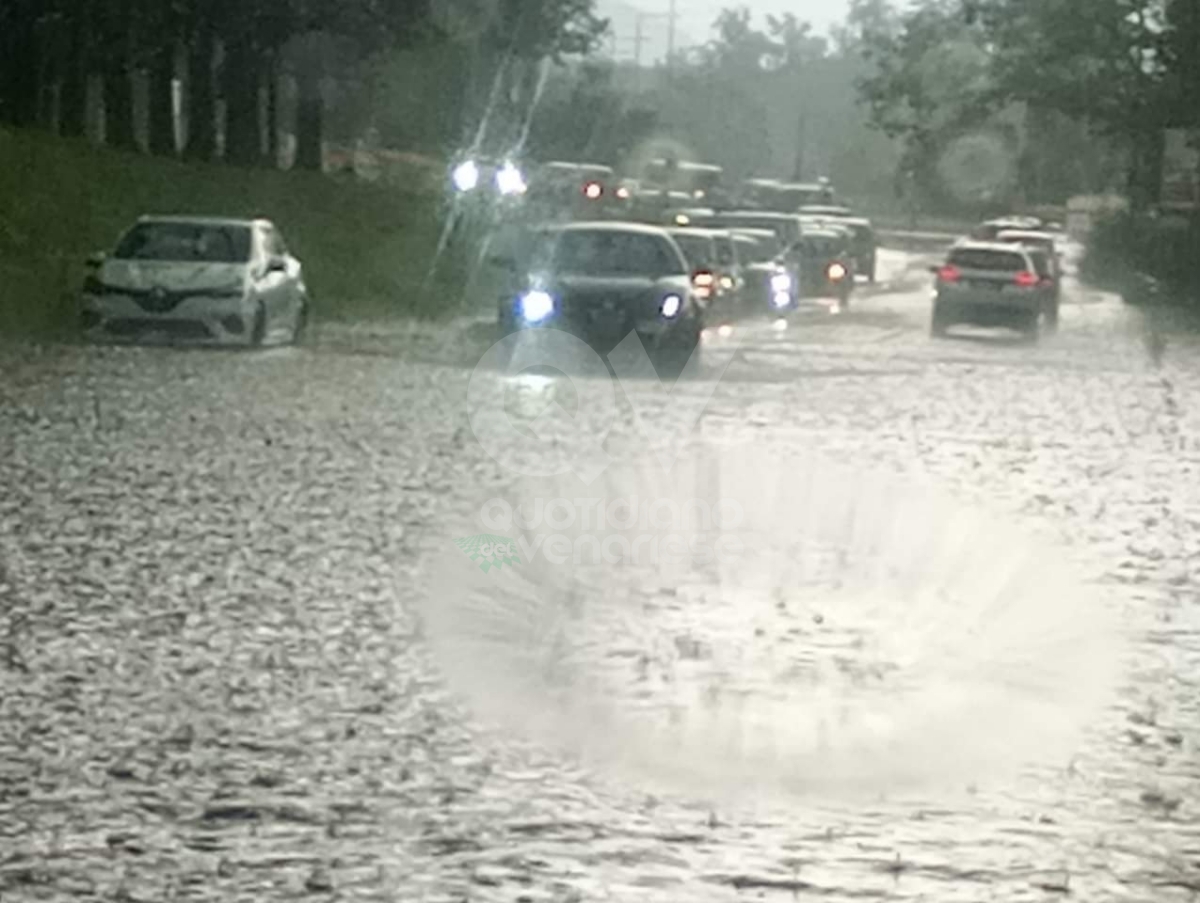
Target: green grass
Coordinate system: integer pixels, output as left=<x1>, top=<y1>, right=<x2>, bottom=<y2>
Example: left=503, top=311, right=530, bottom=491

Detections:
left=0, top=127, right=468, bottom=338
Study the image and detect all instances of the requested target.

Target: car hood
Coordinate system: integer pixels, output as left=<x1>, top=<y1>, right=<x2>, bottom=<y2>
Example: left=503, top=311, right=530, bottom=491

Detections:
left=535, top=274, right=690, bottom=316
left=99, top=260, right=250, bottom=292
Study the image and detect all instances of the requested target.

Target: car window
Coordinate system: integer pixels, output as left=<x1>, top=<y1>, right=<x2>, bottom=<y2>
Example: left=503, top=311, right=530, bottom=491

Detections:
left=113, top=222, right=252, bottom=263
left=734, top=234, right=781, bottom=261
left=1029, top=250, right=1053, bottom=278
left=801, top=235, right=844, bottom=258
left=552, top=230, right=683, bottom=277
left=671, top=234, right=716, bottom=269
left=948, top=248, right=1026, bottom=272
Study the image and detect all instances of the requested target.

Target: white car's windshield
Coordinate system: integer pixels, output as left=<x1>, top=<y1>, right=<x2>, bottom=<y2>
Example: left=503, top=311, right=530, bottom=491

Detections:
left=114, top=223, right=252, bottom=263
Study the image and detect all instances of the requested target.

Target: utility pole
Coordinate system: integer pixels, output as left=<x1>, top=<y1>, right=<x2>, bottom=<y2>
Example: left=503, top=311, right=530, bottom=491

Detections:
left=667, top=0, right=677, bottom=75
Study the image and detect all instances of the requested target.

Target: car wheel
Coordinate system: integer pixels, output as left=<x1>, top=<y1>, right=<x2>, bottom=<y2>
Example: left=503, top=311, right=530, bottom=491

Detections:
left=292, top=297, right=309, bottom=344
left=250, top=301, right=267, bottom=347
left=1024, top=312, right=1041, bottom=341
left=1044, top=301, right=1059, bottom=332
left=930, top=302, right=949, bottom=337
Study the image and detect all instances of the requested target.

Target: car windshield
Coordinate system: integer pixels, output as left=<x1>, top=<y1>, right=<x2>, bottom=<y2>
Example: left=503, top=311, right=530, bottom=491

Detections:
left=670, top=234, right=716, bottom=269
left=949, top=248, right=1026, bottom=272
left=551, top=230, right=682, bottom=277
left=735, top=234, right=781, bottom=262
left=114, top=222, right=252, bottom=263
left=801, top=235, right=845, bottom=258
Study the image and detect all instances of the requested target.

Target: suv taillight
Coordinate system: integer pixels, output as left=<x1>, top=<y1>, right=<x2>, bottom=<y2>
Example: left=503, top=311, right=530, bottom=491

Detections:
left=937, top=264, right=961, bottom=283
left=1013, top=270, right=1039, bottom=288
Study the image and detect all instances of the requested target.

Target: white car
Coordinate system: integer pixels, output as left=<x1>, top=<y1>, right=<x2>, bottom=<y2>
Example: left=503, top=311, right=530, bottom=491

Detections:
left=81, top=216, right=309, bottom=346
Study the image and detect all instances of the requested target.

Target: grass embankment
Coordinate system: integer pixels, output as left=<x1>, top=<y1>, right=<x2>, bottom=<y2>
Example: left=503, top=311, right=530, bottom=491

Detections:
left=0, top=127, right=468, bottom=338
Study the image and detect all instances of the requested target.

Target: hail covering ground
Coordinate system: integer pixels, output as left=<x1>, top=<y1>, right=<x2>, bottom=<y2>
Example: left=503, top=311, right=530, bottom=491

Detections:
left=3, top=247, right=1200, bottom=899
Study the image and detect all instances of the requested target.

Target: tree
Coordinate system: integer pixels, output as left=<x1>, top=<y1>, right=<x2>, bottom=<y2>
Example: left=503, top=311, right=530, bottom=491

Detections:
left=976, top=0, right=1174, bottom=206
left=855, top=0, right=998, bottom=206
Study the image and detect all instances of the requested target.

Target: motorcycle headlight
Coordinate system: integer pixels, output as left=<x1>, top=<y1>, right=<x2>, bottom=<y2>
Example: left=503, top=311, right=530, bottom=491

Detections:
left=519, top=290, right=555, bottom=324
left=661, top=294, right=683, bottom=319
left=771, top=291, right=792, bottom=309
left=452, top=160, right=480, bottom=193
left=771, top=272, right=792, bottom=293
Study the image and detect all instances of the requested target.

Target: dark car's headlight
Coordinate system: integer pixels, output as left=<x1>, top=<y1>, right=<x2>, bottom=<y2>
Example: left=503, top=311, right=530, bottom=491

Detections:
left=661, top=293, right=683, bottom=319
left=518, top=290, right=555, bottom=323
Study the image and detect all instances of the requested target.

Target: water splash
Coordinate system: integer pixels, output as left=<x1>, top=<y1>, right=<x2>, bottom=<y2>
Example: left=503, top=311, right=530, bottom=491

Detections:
left=421, top=444, right=1125, bottom=807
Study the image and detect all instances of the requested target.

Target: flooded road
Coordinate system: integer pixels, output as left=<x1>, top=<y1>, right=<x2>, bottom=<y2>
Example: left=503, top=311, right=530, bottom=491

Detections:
left=3, top=254, right=1200, bottom=901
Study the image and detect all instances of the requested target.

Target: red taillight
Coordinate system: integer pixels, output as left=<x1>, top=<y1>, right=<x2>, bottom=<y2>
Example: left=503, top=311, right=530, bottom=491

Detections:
left=583, top=182, right=603, bottom=200
left=692, top=270, right=715, bottom=298
left=937, top=265, right=961, bottom=283
left=827, top=262, right=847, bottom=281
left=1013, top=270, right=1039, bottom=288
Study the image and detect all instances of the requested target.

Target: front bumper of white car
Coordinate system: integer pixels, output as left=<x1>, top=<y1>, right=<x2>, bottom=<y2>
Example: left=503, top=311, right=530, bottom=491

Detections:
left=81, top=291, right=258, bottom=344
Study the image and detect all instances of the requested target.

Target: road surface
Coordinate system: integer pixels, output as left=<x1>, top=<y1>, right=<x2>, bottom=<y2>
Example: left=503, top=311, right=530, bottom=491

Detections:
left=2, top=246, right=1200, bottom=901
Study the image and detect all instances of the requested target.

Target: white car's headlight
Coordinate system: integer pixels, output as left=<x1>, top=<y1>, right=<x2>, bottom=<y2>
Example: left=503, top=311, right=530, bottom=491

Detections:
left=495, top=162, right=527, bottom=196
left=519, top=290, right=555, bottom=323
left=661, top=294, right=683, bottom=319
left=453, top=160, right=480, bottom=193
left=771, top=272, right=792, bottom=293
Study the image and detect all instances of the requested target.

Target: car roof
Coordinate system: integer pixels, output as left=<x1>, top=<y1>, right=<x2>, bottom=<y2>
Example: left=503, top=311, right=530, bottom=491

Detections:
left=667, top=227, right=725, bottom=237
left=800, top=205, right=852, bottom=212
left=136, top=215, right=264, bottom=227
left=996, top=229, right=1057, bottom=240
left=716, top=210, right=797, bottom=220
left=731, top=228, right=778, bottom=238
left=803, top=228, right=848, bottom=239
left=556, top=221, right=673, bottom=238
left=951, top=240, right=1035, bottom=256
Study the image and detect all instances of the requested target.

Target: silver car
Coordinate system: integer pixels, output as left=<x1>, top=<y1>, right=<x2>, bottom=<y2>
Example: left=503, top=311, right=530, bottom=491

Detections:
left=930, top=241, right=1057, bottom=339
left=81, top=216, right=309, bottom=346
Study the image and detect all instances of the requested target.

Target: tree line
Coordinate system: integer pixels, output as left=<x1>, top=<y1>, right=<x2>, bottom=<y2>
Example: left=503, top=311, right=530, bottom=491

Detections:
left=858, top=0, right=1200, bottom=209
left=0, top=0, right=608, bottom=170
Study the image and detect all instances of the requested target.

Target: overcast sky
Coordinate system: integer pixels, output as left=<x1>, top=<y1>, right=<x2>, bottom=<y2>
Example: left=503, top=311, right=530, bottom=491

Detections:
left=597, top=0, right=851, bottom=62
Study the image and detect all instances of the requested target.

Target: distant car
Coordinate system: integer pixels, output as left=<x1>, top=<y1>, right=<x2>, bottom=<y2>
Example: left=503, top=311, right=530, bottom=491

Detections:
left=839, top=217, right=878, bottom=283
left=665, top=227, right=739, bottom=323
left=696, top=211, right=805, bottom=254
left=494, top=221, right=706, bottom=356
left=994, top=229, right=1061, bottom=280
left=528, top=161, right=618, bottom=219
left=798, top=204, right=855, bottom=218
left=730, top=228, right=798, bottom=316
left=970, top=216, right=1044, bottom=240
left=745, top=181, right=837, bottom=212
left=80, top=216, right=309, bottom=345
left=796, top=227, right=855, bottom=306
left=930, top=241, right=1058, bottom=338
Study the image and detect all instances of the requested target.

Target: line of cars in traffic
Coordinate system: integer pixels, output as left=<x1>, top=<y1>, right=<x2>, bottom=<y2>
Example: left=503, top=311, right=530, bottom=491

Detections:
left=479, top=159, right=879, bottom=359
left=929, top=215, right=1075, bottom=341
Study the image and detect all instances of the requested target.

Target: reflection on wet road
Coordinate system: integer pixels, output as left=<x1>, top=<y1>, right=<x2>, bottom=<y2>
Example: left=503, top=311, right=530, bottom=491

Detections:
left=3, top=252, right=1200, bottom=900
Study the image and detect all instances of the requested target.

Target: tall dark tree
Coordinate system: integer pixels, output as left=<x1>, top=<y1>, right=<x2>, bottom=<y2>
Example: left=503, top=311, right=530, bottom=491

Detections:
left=0, top=0, right=43, bottom=127
left=98, top=0, right=137, bottom=149
left=185, top=2, right=218, bottom=160
left=58, top=1, right=91, bottom=139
